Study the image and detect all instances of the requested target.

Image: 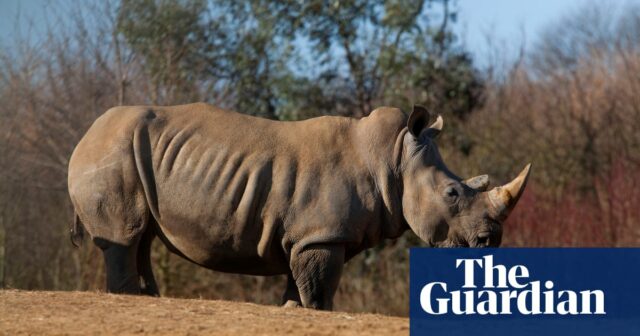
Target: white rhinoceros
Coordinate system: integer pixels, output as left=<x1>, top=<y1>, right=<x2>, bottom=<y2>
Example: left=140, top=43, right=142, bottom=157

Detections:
left=67, top=103, right=530, bottom=310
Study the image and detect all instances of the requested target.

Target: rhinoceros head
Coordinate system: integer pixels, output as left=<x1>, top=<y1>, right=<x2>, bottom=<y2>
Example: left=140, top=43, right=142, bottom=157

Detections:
left=399, top=105, right=531, bottom=247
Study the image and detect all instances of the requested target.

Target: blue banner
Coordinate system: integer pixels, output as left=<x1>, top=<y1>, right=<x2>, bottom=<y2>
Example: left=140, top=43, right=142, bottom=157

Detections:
left=410, top=248, right=640, bottom=336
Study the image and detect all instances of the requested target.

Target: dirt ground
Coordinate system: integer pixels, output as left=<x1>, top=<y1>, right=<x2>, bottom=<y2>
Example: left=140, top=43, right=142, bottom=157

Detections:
left=0, top=290, right=408, bottom=335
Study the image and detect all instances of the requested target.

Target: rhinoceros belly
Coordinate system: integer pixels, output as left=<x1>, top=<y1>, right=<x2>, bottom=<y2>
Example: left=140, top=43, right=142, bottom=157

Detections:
left=147, top=127, right=289, bottom=275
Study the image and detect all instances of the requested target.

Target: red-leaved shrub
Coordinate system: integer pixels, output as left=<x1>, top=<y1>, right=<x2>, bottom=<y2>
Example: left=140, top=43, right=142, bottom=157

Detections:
left=504, top=161, right=640, bottom=247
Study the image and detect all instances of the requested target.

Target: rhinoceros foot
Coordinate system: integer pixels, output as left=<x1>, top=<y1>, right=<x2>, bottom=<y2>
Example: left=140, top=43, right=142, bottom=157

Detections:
left=283, top=300, right=302, bottom=308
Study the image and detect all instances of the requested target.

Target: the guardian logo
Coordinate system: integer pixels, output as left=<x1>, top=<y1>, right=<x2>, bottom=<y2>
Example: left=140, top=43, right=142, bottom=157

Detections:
left=420, top=255, right=606, bottom=315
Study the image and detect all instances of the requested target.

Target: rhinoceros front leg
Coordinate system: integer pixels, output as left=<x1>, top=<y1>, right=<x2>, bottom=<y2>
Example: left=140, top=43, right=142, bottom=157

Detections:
left=290, top=244, right=345, bottom=311
left=281, top=273, right=302, bottom=308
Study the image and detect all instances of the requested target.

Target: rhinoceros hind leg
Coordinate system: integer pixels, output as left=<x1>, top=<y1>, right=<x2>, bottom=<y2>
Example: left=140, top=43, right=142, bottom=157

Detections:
left=281, top=273, right=301, bottom=308
left=137, top=228, right=159, bottom=296
left=99, top=238, right=141, bottom=295
left=290, top=244, right=345, bottom=311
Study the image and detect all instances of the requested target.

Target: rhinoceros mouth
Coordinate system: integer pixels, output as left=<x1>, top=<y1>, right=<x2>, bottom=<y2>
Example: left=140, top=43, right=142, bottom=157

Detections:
left=433, top=239, right=470, bottom=248
left=433, top=235, right=499, bottom=248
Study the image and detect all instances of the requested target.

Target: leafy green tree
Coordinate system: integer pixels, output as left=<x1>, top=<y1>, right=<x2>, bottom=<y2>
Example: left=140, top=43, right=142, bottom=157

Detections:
left=208, top=1, right=300, bottom=119
left=284, top=0, right=483, bottom=151
left=116, top=0, right=481, bottom=127
left=117, top=0, right=215, bottom=104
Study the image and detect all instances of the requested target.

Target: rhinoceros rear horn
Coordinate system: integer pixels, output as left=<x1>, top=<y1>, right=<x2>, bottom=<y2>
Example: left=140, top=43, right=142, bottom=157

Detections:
left=407, top=104, right=443, bottom=139
left=488, top=163, right=532, bottom=219
left=464, top=174, right=490, bottom=191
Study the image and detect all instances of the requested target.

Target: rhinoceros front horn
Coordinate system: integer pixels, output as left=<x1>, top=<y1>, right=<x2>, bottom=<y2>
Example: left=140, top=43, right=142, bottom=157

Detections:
left=487, top=163, right=532, bottom=219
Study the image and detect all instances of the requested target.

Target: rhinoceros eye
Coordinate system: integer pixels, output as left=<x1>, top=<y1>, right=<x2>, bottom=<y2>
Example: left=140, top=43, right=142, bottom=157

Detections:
left=443, top=185, right=460, bottom=203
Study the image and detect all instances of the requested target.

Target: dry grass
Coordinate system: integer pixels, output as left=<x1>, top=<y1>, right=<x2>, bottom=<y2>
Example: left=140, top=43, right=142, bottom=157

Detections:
left=0, top=290, right=408, bottom=336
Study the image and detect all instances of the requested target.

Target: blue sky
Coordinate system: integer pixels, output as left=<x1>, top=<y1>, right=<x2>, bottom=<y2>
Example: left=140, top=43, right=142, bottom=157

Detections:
left=454, top=0, right=586, bottom=66
left=0, top=0, right=635, bottom=67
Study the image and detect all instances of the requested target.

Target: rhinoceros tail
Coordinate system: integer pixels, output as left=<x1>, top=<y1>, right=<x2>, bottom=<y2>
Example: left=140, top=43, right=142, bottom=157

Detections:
left=70, top=213, right=85, bottom=248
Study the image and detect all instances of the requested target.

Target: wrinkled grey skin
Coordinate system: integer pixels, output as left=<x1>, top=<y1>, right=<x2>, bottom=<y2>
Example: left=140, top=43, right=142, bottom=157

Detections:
left=68, top=103, right=530, bottom=310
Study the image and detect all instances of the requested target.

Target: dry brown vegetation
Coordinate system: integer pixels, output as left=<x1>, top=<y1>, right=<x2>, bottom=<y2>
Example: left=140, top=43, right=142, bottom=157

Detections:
left=461, top=4, right=640, bottom=247
left=1, top=1, right=640, bottom=318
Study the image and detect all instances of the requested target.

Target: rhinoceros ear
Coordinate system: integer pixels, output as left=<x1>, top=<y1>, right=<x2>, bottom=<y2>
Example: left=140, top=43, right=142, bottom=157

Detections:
left=408, top=105, right=443, bottom=139
left=464, top=174, right=490, bottom=192
left=407, top=105, right=430, bottom=138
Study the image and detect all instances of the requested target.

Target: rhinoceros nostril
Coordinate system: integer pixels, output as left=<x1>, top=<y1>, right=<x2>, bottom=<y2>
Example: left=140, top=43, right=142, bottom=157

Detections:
left=477, top=236, right=488, bottom=246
